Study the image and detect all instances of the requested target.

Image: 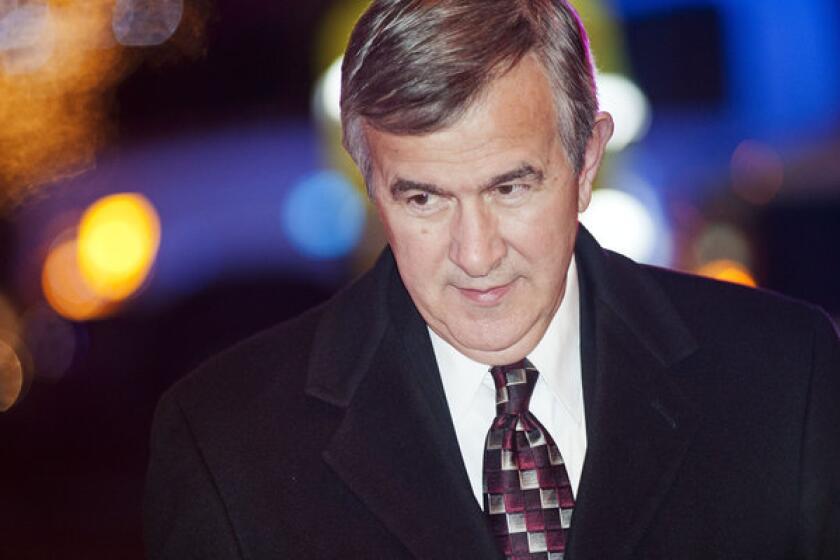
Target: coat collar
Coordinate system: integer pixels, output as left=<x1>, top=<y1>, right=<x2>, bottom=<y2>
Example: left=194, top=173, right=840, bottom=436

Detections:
left=574, top=226, right=698, bottom=369
left=304, top=226, right=701, bottom=559
left=305, top=249, right=501, bottom=559
left=567, top=226, right=700, bottom=558
left=303, top=249, right=394, bottom=407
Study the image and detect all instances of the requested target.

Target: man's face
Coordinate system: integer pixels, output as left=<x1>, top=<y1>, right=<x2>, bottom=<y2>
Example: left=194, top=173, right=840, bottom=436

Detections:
left=367, top=54, right=612, bottom=365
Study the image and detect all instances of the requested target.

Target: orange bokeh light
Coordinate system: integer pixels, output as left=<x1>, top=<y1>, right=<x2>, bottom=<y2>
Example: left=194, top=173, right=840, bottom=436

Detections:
left=697, top=259, right=758, bottom=288
left=42, top=234, right=112, bottom=321
left=731, top=140, right=784, bottom=206
left=0, top=337, right=24, bottom=412
left=0, top=0, right=127, bottom=207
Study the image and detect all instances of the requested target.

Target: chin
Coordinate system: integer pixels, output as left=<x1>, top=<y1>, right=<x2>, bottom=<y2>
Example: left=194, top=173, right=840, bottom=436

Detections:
left=451, top=326, right=529, bottom=357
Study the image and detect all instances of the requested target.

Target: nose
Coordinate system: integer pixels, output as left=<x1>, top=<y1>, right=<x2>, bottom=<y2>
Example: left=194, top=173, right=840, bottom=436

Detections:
left=449, top=200, right=506, bottom=278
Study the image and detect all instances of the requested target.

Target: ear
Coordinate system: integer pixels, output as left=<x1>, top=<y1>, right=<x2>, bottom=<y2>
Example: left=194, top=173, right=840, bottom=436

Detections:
left=576, top=111, right=614, bottom=213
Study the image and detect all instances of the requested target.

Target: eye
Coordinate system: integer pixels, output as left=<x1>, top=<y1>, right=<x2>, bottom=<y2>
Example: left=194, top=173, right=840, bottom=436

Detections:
left=407, top=193, right=431, bottom=206
left=402, top=191, right=445, bottom=214
left=495, top=184, right=529, bottom=198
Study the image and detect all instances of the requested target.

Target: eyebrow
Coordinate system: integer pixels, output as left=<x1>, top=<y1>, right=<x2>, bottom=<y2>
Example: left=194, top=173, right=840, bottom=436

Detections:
left=388, top=163, right=544, bottom=199
left=483, top=164, right=544, bottom=190
left=389, top=178, right=445, bottom=198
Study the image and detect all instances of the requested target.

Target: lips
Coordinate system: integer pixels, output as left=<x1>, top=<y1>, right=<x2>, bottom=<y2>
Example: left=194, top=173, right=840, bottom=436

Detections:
left=456, top=280, right=515, bottom=306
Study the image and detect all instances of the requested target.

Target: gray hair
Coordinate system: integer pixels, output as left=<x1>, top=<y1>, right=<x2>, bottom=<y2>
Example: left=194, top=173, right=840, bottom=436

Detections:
left=340, top=0, right=599, bottom=194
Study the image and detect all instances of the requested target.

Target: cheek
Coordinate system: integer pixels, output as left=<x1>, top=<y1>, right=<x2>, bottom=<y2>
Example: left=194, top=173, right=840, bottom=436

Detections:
left=392, top=218, right=436, bottom=250
left=506, top=205, right=561, bottom=248
left=389, top=219, right=449, bottom=276
left=505, top=196, right=577, bottom=272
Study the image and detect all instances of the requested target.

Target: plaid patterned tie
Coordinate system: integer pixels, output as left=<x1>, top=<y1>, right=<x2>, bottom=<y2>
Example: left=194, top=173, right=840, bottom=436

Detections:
left=482, top=359, right=574, bottom=560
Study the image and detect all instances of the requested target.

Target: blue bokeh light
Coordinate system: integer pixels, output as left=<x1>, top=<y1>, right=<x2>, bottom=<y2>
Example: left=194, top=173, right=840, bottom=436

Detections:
left=282, top=170, right=366, bottom=260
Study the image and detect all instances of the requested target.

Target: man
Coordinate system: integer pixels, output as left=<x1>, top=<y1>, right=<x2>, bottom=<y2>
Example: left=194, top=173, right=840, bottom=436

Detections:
left=144, top=1, right=840, bottom=558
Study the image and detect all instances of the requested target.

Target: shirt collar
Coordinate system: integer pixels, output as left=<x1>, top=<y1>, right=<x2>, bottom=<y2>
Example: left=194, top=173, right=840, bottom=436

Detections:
left=430, top=256, right=582, bottom=424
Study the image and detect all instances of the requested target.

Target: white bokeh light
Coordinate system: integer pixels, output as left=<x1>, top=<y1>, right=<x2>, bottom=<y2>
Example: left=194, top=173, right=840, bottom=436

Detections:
left=112, top=0, right=183, bottom=47
left=580, top=188, right=658, bottom=263
left=313, top=55, right=343, bottom=125
left=596, top=72, right=652, bottom=152
left=0, top=2, right=54, bottom=74
left=313, top=60, right=650, bottom=152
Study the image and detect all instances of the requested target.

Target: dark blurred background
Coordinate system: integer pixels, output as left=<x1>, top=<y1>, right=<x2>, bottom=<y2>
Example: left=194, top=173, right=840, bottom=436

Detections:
left=1, top=0, right=838, bottom=557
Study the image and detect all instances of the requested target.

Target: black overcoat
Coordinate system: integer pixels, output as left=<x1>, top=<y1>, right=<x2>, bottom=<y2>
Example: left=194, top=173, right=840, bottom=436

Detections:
left=144, top=227, right=840, bottom=559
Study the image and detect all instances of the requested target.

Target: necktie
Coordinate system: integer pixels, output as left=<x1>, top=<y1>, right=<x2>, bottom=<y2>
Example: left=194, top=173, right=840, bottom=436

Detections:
left=482, top=359, right=574, bottom=560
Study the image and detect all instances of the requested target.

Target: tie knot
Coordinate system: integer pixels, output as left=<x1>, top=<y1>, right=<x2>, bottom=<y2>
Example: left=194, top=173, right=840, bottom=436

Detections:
left=489, top=358, right=539, bottom=415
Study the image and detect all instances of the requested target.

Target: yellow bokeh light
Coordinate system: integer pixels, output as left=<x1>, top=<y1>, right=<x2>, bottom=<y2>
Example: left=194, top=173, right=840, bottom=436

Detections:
left=697, top=260, right=758, bottom=288
left=42, top=234, right=112, bottom=321
left=77, top=193, right=161, bottom=301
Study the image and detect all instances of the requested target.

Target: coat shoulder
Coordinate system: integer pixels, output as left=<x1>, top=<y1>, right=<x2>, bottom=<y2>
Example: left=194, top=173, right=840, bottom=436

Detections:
left=158, top=247, right=395, bottom=422
left=638, top=260, right=837, bottom=355
left=163, top=301, right=325, bottom=423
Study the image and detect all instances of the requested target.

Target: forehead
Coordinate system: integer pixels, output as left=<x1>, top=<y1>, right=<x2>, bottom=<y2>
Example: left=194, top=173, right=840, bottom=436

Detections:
left=366, top=55, right=562, bottom=189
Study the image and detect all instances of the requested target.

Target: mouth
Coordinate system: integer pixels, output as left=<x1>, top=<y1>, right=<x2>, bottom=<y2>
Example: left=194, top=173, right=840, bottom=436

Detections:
left=455, top=280, right=516, bottom=306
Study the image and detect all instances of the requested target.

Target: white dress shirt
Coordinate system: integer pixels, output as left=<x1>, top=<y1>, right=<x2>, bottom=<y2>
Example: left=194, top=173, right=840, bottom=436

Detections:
left=430, top=257, right=586, bottom=507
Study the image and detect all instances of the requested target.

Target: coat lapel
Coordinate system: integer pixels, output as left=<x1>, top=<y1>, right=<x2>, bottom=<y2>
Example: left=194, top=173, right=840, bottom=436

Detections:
left=305, top=251, right=501, bottom=559
left=567, top=227, right=701, bottom=559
